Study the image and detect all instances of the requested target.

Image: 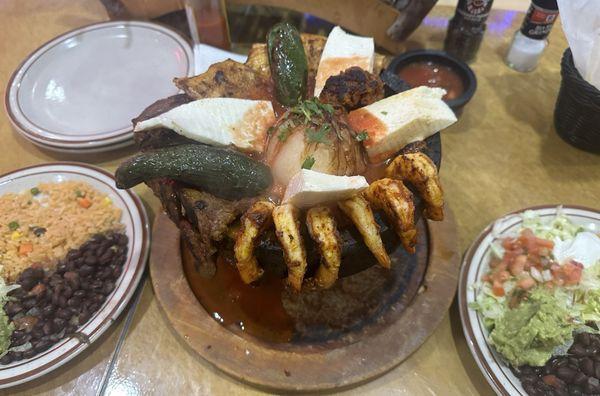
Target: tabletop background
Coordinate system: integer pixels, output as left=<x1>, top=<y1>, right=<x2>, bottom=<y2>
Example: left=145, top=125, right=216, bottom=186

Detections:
left=1, top=0, right=599, bottom=395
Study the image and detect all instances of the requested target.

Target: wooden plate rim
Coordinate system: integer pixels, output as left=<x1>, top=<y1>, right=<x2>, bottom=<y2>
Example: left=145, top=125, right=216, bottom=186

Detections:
left=150, top=207, right=460, bottom=392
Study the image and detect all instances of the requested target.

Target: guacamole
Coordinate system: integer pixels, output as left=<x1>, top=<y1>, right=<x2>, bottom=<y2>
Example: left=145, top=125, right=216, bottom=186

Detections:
left=488, top=288, right=576, bottom=367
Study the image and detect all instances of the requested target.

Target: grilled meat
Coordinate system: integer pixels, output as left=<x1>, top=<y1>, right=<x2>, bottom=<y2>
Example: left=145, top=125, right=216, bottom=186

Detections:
left=178, top=188, right=255, bottom=241
left=174, top=59, right=272, bottom=101
left=133, top=94, right=196, bottom=151
left=234, top=201, right=276, bottom=284
left=319, top=67, right=385, bottom=111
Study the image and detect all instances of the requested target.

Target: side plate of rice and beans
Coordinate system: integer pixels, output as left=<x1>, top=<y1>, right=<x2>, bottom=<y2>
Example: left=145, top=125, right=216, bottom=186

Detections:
left=0, top=163, right=149, bottom=388
left=459, top=206, right=600, bottom=396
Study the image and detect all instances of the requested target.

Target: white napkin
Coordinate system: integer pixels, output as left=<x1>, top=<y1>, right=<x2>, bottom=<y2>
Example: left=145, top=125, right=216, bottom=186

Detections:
left=557, top=0, right=600, bottom=90
left=193, top=43, right=247, bottom=75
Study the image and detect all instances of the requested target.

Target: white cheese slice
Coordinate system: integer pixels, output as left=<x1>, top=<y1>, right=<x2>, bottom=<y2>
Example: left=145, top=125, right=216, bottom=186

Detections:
left=282, top=169, right=369, bottom=209
left=313, top=26, right=375, bottom=97
left=553, top=232, right=600, bottom=268
left=347, top=86, right=457, bottom=163
left=134, top=98, right=276, bottom=153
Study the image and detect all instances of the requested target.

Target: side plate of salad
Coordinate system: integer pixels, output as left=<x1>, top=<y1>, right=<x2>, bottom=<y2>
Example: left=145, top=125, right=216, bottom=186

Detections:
left=459, top=205, right=600, bottom=396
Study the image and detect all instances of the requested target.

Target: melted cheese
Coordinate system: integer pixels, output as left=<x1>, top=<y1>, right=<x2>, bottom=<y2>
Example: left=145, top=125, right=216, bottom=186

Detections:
left=283, top=169, right=369, bottom=208
left=348, top=86, right=457, bottom=162
left=134, top=98, right=276, bottom=153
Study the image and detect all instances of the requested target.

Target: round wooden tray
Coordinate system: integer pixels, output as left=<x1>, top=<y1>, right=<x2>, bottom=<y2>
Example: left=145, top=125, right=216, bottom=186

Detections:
left=150, top=208, right=460, bottom=392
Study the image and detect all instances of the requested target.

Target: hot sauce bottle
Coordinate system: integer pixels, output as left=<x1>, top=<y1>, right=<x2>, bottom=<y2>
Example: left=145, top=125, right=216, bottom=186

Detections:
left=444, top=0, right=495, bottom=63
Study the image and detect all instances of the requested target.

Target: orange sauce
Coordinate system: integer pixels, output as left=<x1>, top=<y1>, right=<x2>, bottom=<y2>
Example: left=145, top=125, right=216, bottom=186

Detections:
left=396, top=61, right=465, bottom=101
left=182, top=245, right=295, bottom=343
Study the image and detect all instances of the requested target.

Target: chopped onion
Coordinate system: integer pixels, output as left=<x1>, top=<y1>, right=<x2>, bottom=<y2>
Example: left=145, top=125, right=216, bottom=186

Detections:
left=542, top=269, right=553, bottom=282
left=530, top=267, right=543, bottom=283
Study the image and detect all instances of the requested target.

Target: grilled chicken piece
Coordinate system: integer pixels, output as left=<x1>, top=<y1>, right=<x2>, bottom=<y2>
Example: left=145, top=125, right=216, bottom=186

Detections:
left=246, top=34, right=326, bottom=83
left=174, top=60, right=271, bottom=101
left=306, top=206, right=342, bottom=288
left=365, top=178, right=417, bottom=254
left=273, top=204, right=307, bottom=291
left=319, top=67, right=384, bottom=111
left=234, top=201, right=275, bottom=284
left=338, top=195, right=391, bottom=268
left=386, top=152, right=444, bottom=221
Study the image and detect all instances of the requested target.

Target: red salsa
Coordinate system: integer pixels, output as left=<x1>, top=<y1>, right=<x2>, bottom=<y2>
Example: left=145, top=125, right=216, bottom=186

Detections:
left=396, top=61, right=465, bottom=101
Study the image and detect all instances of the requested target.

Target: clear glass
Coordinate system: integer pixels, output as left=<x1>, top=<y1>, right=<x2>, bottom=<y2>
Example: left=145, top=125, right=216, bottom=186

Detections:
left=505, top=31, right=548, bottom=73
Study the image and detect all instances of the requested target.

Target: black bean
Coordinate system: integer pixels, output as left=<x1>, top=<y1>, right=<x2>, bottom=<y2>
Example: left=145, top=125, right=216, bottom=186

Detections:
left=78, top=264, right=94, bottom=277
left=573, top=372, right=588, bottom=386
left=557, top=367, right=578, bottom=384
left=5, top=301, right=23, bottom=316
left=55, top=261, right=68, bottom=274
left=21, top=348, right=36, bottom=360
left=576, top=333, right=591, bottom=347
left=568, top=384, right=583, bottom=396
left=67, top=297, right=81, bottom=308
left=553, top=357, right=569, bottom=370
left=8, top=287, right=26, bottom=299
left=25, top=307, right=41, bottom=317
left=62, top=285, right=73, bottom=299
left=34, top=339, right=52, bottom=353
left=595, top=361, right=600, bottom=379
left=57, top=295, right=68, bottom=308
left=80, top=278, right=90, bottom=291
left=110, top=265, right=122, bottom=280
left=67, top=249, right=81, bottom=261
left=580, top=358, right=595, bottom=377
left=102, top=282, right=114, bottom=296
left=56, top=308, right=72, bottom=320
left=99, top=250, right=114, bottom=265
left=73, top=290, right=86, bottom=299
left=31, top=326, right=44, bottom=340
left=91, top=280, right=103, bottom=292
left=83, top=256, right=97, bottom=266
left=19, top=277, right=37, bottom=291
left=22, top=298, right=36, bottom=309
left=584, top=377, right=600, bottom=393
left=0, top=354, right=12, bottom=365
left=569, top=344, right=586, bottom=356
left=41, top=305, right=55, bottom=318
left=92, top=293, right=105, bottom=304
left=42, top=322, right=54, bottom=336
left=78, top=311, right=91, bottom=325
left=98, top=268, right=112, bottom=280
left=52, top=317, right=66, bottom=331
left=63, top=272, right=80, bottom=290
left=65, top=324, right=77, bottom=334
left=89, top=303, right=99, bottom=313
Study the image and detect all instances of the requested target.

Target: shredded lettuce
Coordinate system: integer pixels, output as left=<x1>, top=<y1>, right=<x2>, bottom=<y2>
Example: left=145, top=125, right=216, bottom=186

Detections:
left=521, top=209, right=584, bottom=241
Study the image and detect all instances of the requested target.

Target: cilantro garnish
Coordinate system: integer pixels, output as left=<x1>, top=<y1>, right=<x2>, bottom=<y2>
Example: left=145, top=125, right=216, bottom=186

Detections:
left=301, top=156, right=316, bottom=170
left=355, top=131, right=369, bottom=142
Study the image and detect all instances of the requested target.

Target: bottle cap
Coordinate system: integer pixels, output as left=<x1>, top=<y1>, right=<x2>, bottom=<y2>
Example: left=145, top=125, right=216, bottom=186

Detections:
left=532, top=0, right=558, bottom=10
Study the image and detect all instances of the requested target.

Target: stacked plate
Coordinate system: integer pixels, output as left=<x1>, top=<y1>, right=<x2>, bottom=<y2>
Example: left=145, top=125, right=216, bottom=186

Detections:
left=5, top=21, right=193, bottom=153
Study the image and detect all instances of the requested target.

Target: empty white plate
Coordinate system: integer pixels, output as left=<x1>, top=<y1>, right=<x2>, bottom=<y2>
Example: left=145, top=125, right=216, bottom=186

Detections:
left=6, top=21, right=193, bottom=151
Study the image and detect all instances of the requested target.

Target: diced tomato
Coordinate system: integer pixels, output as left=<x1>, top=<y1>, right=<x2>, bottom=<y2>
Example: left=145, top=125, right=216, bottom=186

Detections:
left=492, top=281, right=505, bottom=297
left=509, top=255, right=527, bottom=276
left=517, top=276, right=536, bottom=290
left=18, top=243, right=33, bottom=256
left=562, top=260, right=583, bottom=285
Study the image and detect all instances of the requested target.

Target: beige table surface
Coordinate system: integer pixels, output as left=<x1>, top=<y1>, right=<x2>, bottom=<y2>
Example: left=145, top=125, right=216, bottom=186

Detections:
left=1, top=1, right=599, bottom=395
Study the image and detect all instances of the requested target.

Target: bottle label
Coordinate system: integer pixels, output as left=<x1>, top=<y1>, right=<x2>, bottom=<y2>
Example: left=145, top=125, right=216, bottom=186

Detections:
left=456, top=0, right=494, bottom=22
left=520, top=3, right=559, bottom=40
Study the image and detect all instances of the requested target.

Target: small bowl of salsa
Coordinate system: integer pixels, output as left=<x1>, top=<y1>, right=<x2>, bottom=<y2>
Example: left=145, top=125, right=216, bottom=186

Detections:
left=385, top=50, right=477, bottom=115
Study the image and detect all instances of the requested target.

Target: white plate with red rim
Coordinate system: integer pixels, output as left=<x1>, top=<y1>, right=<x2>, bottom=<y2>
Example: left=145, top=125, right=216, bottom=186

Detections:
left=5, top=21, right=193, bottom=152
left=458, top=205, right=600, bottom=396
left=0, top=163, right=150, bottom=388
